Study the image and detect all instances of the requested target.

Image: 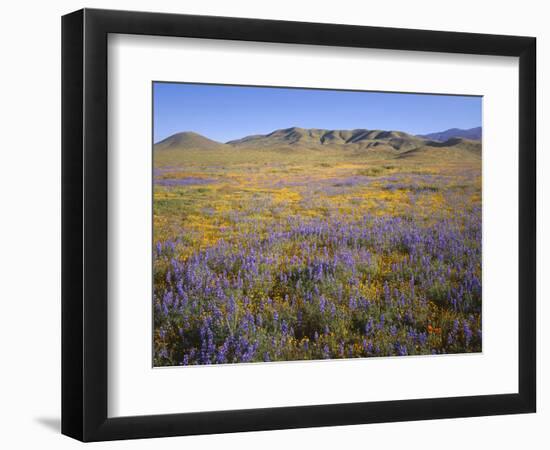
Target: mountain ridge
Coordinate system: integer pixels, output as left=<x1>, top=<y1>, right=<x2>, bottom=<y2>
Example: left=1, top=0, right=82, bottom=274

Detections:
left=418, top=126, right=482, bottom=142
left=225, top=126, right=423, bottom=148
left=154, top=126, right=482, bottom=160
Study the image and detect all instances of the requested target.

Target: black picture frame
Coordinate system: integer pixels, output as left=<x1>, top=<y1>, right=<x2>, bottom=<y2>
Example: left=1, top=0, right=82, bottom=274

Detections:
left=62, top=8, right=536, bottom=442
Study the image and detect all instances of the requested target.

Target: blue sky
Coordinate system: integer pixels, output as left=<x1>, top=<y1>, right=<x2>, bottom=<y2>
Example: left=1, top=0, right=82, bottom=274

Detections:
left=153, top=82, right=482, bottom=143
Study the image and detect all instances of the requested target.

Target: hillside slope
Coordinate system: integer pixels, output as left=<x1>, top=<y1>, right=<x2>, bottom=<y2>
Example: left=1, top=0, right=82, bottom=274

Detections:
left=154, top=127, right=482, bottom=161
left=155, top=131, right=225, bottom=151
left=227, top=127, right=427, bottom=151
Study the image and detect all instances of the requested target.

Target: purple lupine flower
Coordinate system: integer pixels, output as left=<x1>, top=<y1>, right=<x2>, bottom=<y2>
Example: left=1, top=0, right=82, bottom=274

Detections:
left=384, top=282, right=391, bottom=305
left=463, top=322, right=473, bottom=346
left=364, top=319, right=374, bottom=336
left=395, top=343, right=408, bottom=356
left=153, top=189, right=481, bottom=366
left=453, top=319, right=460, bottom=334
left=318, top=295, right=326, bottom=313
left=418, top=332, right=428, bottom=346
left=447, top=331, right=454, bottom=346
left=281, top=320, right=288, bottom=335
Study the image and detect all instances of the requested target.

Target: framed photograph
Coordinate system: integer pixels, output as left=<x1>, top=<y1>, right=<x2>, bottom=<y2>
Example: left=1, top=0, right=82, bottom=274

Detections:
left=62, top=8, right=536, bottom=442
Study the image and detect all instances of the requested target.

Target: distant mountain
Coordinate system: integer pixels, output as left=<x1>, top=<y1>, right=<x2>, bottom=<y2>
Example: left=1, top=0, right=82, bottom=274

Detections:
left=154, top=127, right=481, bottom=160
left=419, top=127, right=482, bottom=142
left=154, top=131, right=224, bottom=151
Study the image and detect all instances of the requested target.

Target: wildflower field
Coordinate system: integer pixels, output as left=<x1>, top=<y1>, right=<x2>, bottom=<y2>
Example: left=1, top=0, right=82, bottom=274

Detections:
left=153, top=144, right=482, bottom=366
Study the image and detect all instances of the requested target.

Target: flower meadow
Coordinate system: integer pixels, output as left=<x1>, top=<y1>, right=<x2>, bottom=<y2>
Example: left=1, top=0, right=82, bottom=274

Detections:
left=153, top=148, right=482, bottom=366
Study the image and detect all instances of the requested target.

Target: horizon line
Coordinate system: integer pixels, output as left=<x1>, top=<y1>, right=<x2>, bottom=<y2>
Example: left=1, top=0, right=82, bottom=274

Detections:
left=154, top=125, right=483, bottom=145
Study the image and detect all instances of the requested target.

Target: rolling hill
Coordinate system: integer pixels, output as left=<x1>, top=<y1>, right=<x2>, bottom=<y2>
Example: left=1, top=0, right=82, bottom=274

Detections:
left=226, top=127, right=426, bottom=151
left=397, top=138, right=482, bottom=161
left=154, top=127, right=481, bottom=160
left=154, top=131, right=225, bottom=151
